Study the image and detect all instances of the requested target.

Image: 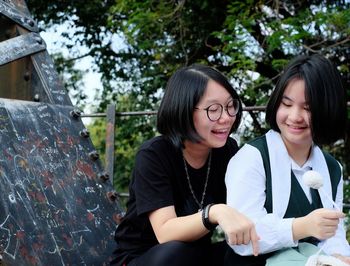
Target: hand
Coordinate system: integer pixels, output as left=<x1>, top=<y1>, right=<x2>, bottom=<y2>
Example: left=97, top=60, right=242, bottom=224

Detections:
left=333, top=254, right=350, bottom=265
left=209, top=204, right=259, bottom=256
left=303, top=208, right=345, bottom=240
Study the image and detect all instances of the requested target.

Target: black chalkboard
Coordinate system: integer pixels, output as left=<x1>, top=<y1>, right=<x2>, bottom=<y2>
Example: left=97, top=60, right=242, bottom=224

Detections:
left=0, top=98, right=122, bottom=265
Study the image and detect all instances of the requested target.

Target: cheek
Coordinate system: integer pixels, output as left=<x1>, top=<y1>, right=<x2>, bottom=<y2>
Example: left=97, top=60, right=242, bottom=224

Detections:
left=193, top=114, right=210, bottom=133
left=276, top=108, right=285, bottom=124
left=305, top=112, right=311, bottom=125
left=193, top=114, right=201, bottom=129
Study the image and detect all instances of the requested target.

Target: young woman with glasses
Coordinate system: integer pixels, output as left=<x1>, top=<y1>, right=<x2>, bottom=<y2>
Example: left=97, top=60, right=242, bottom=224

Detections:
left=111, top=64, right=259, bottom=266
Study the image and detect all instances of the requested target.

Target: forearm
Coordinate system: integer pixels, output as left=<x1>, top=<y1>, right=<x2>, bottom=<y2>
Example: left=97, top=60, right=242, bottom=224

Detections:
left=292, top=216, right=309, bottom=241
left=154, top=212, right=208, bottom=243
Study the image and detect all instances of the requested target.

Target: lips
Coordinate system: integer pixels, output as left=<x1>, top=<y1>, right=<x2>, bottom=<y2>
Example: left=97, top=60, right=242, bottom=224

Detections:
left=286, top=123, right=308, bottom=133
left=289, top=125, right=306, bottom=129
left=212, top=128, right=229, bottom=134
left=211, top=128, right=230, bottom=142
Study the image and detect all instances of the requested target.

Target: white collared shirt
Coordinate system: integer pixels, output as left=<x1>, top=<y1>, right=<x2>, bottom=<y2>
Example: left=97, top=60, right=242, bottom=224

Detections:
left=225, top=130, right=350, bottom=256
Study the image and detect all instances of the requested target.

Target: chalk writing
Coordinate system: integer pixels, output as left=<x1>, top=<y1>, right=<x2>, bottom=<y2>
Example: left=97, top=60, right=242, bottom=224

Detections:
left=0, top=33, right=45, bottom=66
left=0, top=99, right=122, bottom=265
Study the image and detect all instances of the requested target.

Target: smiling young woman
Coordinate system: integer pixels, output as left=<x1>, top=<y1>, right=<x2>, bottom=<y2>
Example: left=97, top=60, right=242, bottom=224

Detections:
left=225, top=54, right=350, bottom=266
left=111, top=64, right=259, bottom=266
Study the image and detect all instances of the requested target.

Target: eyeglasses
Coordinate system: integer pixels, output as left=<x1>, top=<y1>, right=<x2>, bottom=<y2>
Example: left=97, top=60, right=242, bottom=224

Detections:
left=195, top=99, right=240, bottom=122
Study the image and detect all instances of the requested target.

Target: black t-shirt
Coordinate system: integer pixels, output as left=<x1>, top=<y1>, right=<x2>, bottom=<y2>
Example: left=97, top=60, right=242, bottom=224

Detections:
left=112, top=136, right=238, bottom=265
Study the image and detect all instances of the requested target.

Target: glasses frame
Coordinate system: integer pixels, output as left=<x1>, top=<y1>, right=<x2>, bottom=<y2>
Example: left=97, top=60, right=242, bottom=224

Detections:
left=195, top=99, right=240, bottom=122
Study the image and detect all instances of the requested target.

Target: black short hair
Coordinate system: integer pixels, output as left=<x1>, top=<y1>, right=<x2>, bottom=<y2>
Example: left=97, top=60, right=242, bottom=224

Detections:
left=157, top=64, right=242, bottom=149
left=266, top=54, right=347, bottom=145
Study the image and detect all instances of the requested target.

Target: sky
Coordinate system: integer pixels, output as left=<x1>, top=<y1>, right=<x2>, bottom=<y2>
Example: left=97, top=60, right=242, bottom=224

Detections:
left=40, top=24, right=103, bottom=115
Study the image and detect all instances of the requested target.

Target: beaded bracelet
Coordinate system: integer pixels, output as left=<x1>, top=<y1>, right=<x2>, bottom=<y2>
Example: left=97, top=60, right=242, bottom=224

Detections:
left=202, top=203, right=217, bottom=231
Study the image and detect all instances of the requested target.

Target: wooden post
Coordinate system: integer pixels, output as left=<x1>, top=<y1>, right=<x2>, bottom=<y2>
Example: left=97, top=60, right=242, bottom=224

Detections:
left=105, top=103, right=116, bottom=185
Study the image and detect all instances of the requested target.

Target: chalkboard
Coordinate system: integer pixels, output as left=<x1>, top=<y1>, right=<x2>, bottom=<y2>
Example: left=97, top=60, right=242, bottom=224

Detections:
left=0, top=98, right=123, bottom=265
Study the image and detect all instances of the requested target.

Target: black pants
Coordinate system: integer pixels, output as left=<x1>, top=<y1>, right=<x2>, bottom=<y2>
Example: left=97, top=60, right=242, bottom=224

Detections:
left=128, top=240, right=228, bottom=266
left=224, top=246, right=272, bottom=266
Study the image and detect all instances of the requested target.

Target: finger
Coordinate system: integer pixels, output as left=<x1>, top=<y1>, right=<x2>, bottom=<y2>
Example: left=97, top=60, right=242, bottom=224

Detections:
left=322, top=218, right=342, bottom=226
left=243, top=231, right=250, bottom=245
left=324, top=211, right=345, bottom=219
left=327, top=231, right=336, bottom=238
left=227, top=233, right=237, bottom=245
left=236, top=232, right=243, bottom=245
left=326, top=226, right=338, bottom=234
left=322, top=225, right=336, bottom=232
left=250, top=228, right=260, bottom=256
left=323, top=217, right=340, bottom=224
left=324, top=224, right=338, bottom=233
left=321, top=230, right=336, bottom=239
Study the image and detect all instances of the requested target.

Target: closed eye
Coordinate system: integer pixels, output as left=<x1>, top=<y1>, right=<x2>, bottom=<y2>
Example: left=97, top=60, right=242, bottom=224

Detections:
left=281, top=101, right=292, bottom=107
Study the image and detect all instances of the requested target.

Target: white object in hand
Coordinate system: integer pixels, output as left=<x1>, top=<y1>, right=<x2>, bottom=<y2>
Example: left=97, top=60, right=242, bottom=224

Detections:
left=302, top=170, right=340, bottom=211
left=303, top=170, right=323, bottom=189
left=302, top=170, right=343, bottom=260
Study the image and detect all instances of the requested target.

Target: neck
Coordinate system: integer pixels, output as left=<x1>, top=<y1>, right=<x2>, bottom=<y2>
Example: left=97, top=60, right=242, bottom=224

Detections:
left=285, top=142, right=311, bottom=167
left=183, top=141, right=211, bottom=169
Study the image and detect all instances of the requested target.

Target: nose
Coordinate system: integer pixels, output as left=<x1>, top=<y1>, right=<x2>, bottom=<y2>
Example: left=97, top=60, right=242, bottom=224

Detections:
left=289, top=106, right=304, bottom=122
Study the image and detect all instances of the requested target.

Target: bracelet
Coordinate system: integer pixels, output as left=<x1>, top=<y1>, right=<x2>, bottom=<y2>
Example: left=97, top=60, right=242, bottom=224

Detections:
left=202, top=203, right=217, bottom=231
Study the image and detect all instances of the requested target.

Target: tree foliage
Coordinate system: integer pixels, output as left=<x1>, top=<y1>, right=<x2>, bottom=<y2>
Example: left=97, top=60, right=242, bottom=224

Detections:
left=26, top=0, right=350, bottom=194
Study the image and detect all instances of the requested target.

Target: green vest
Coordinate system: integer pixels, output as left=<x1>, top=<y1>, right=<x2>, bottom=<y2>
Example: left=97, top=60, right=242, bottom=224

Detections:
left=249, top=135, right=341, bottom=213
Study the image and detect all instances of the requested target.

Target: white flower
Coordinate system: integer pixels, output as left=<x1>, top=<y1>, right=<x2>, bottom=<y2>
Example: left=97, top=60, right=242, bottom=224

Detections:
left=302, top=170, right=324, bottom=189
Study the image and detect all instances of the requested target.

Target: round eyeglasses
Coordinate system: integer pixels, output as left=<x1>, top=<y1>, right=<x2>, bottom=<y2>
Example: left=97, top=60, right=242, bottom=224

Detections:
left=195, top=99, right=240, bottom=122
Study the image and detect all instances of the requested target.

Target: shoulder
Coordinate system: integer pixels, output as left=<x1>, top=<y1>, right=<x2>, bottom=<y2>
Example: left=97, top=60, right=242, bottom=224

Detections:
left=227, top=137, right=265, bottom=171
left=321, top=150, right=342, bottom=182
left=231, top=141, right=263, bottom=163
left=225, top=140, right=266, bottom=186
left=226, top=135, right=267, bottom=178
left=135, top=136, right=180, bottom=166
left=139, top=135, right=173, bottom=150
left=138, top=136, right=177, bottom=156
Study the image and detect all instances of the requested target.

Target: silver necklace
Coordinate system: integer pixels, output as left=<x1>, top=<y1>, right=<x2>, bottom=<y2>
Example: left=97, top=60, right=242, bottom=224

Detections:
left=182, top=151, right=212, bottom=211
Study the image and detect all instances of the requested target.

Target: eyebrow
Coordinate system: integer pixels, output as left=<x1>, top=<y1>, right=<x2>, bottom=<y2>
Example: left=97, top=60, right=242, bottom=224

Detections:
left=282, top=95, right=293, bottom=101
left=282, top=95, right=309, bottom=105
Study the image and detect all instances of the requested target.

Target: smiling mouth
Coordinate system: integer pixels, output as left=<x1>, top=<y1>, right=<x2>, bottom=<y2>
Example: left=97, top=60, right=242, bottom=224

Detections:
left=212, top=129, right=229, bottom=134
left=287, top=124, right=308, bottom=130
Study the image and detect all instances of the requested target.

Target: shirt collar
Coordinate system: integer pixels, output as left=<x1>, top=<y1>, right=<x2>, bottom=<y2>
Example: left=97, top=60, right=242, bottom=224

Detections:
left=291, top=145, right=314, bottom=171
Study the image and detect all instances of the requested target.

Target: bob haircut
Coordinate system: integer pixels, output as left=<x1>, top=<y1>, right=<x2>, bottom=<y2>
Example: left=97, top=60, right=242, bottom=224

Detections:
left=157, top=64, right=242, bottom=149
left=266, top=54, right=347, bottom=145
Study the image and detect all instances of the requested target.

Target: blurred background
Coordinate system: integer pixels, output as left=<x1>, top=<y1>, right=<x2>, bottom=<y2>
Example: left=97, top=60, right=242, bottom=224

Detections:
left=26, top=0, right=350, bottom=215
